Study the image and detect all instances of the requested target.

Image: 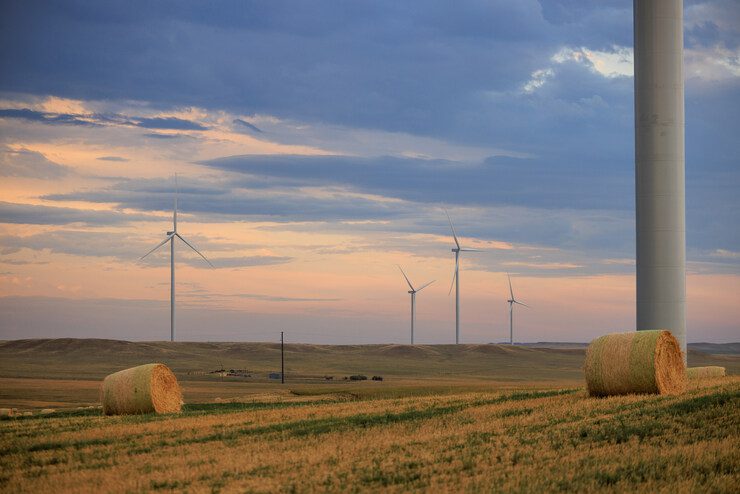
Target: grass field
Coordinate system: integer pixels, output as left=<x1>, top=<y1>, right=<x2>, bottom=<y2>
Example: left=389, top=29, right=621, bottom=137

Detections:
left=1, top=379, right=738, bottom=493
left=1, top=339, right=738, bottom=492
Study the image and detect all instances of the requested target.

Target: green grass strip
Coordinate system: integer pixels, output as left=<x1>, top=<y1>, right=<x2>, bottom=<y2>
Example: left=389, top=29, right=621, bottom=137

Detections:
left=163, top=389, right=577, bottom=447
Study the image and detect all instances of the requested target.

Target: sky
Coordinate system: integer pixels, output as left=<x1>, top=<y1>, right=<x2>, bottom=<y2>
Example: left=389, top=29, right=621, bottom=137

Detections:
left=0, top=0, right=738, bottom=344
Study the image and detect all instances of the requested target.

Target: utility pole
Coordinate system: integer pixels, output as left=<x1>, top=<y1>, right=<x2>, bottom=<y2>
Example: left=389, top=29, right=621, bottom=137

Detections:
left=280, top=331, right=285, bottom=384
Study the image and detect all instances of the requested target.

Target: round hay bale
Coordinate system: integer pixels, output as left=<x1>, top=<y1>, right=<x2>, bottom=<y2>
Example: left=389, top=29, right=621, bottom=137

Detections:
left=0, top=408, right=13, bottom=417
left=101, top=363, right=182, bottom=415
left=584, top=330, right=685, bottom=397
left=686, top=366, right=726, bottom=380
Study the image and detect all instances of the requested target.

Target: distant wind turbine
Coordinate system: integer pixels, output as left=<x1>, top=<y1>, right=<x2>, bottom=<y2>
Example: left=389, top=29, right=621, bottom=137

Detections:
left=507, top=274, right=529, bottom=345
left=398, top=266, right=434, bottom=345
left=445, top=210, right=481, bottom=344
left=140, top=176, right=214, bottom=342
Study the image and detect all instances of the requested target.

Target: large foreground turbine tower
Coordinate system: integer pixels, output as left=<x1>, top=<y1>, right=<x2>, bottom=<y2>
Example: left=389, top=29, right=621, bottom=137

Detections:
left=634, top=0, right=686, bottom=361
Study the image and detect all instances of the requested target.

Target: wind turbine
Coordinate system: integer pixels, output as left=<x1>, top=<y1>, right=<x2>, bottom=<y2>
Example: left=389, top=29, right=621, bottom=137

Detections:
left=445, top=210, right=481, bottom=344
left=507, top=274, right=529, bottom=345
left=140, top=176, right=214, bottom=342
left=398, top=266, right=434, bottom=345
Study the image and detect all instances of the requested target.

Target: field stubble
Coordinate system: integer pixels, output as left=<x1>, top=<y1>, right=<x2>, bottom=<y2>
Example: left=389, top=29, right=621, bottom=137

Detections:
left=1, top=378, right=738, bottom=493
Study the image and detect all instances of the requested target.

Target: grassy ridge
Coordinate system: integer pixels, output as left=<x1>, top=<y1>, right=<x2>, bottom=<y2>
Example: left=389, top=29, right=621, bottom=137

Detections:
left=1, top=380, right=738, bottom=493
left=1, top=338, right=737, bottom=409
left=1, top=339, right=735, bottom=383
left=0, top=339, right=593, bottom=381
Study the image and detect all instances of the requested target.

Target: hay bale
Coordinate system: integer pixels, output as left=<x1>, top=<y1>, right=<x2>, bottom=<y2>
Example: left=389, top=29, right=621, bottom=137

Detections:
left=584, top=330, right=685, bottom=397
left=40, top=408, right=56, bottom=415
left=687, top=366, right=726, bottom=380
left=0, top=408, right=13, bottom=417
left=101, top=363, right=182, bottom=415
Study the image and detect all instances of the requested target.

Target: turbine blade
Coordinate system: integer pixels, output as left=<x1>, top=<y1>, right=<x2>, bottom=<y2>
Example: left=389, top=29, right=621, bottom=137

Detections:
left=174, top=173, right=178, bottom=232
left=417, top=279, right=435, bottom=292
left=508, top=273, right=514, bottom=299
left=139, top=234, right=173, bottom=261
left=176, top=233, right=215, bottom=268
left=514, top=301, right=530, bottom=308
left=444, top=209, right=460, bottom=249
left=448, top=257, right=458, bottom=295
left=460, top=248, right=482, bottom=252
left=397, top=265, right=414, bottom=291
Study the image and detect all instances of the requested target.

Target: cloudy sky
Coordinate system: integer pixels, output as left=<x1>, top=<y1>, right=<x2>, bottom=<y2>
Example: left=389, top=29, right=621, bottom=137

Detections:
left=0, top=0, right=738, bottom=343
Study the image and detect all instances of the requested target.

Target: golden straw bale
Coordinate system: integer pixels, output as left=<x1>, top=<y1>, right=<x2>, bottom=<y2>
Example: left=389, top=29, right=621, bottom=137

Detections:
left=101, top=363, right=182, bottom=415
left=584, top=330, right=685, bottom=397
left=0, top=408, right=13, bottom=417
left=687, top=366, right=726, bottom=380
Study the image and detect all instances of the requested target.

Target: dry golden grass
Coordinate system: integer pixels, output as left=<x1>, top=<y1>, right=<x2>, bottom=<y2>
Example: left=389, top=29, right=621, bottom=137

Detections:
left=1, top=377, right=738, bottom=493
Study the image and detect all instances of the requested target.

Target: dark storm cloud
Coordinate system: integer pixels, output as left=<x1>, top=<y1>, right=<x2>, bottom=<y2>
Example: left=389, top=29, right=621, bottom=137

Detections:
left=0, top=0, right=558, bottom=143
left=43, top=182, right=410, bottom=223
left=201, top=153, right=632, bottom=211
left=0, top=107, right=208, bottom=132
left=1, top=0, right=737, bottom=256
left=0, top=108, right=98, bottom=126
left=0, top=0, right=735, bottom=169
left=42, top=142, right=738, bottom=255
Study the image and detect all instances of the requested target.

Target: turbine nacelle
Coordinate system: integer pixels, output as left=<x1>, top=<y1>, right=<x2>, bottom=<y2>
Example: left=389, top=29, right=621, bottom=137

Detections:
left=398, top=265, right=434, bottom=345
left=139, top=175, right=214, bottom=342
left=444, top=209, right=483, bottom=344
left=507, top=273, right=530, bottom=345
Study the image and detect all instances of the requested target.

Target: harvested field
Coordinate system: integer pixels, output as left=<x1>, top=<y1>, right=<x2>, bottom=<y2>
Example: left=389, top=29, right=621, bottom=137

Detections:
left=1, top=339, right=737, bottom=492
left=1, top=378, right=738, bottom=493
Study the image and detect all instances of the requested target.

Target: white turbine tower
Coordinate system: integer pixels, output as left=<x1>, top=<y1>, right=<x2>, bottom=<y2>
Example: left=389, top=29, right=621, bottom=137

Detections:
left=140, top=177, right=214, bottom=342
left=445, top=210, right=481, bottom=344
left=506, top=274, right=529, bottom=345
left=398, top=266, right=434, bottom=345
